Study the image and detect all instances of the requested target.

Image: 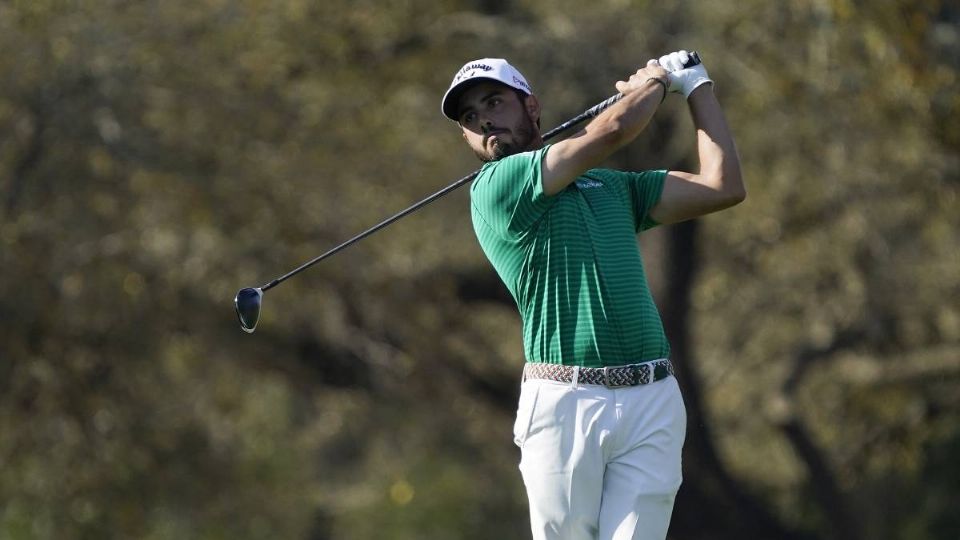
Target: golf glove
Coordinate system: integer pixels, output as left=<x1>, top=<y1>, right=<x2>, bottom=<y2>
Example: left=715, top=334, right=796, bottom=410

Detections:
left=658, top=50, right=712, bottom=98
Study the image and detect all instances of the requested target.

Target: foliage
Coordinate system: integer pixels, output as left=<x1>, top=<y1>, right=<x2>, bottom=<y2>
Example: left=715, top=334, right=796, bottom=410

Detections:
left=0, top=0, right=957, bottom=538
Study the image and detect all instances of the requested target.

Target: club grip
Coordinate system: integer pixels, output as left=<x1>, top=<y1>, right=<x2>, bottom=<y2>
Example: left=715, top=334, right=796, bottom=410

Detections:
left=683, top=51, right=702, bottom=68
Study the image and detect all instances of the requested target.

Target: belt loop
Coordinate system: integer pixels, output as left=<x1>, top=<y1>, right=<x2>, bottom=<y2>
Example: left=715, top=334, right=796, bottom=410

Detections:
left=571, top=366, right=580, bottom=387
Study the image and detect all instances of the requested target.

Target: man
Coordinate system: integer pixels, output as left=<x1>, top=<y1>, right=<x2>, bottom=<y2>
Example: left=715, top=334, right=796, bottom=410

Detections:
left=441, top=51, right=744, bottom=540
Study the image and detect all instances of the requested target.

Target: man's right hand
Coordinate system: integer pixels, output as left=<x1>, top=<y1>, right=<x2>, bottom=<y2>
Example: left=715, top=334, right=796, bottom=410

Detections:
left=615, top=60, right=670, bottom=97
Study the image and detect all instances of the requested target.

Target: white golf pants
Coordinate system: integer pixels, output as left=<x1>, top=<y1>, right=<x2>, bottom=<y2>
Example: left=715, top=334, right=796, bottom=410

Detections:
left=513, top=373, right=687, bottom=540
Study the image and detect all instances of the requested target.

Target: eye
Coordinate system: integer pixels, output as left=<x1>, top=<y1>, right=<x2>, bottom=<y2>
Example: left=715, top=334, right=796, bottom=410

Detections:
left=487, top=97, right=502, bottom=108
left=460, top=111, right=477, bottom=125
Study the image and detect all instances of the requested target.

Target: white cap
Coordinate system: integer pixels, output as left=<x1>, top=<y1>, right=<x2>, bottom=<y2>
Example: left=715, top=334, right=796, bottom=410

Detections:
left=441, top=58, right=533, bottom=121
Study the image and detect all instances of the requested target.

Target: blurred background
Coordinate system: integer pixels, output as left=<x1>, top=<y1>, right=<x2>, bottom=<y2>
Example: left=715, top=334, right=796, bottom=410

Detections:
left=1, top=0, right=958, bottom=538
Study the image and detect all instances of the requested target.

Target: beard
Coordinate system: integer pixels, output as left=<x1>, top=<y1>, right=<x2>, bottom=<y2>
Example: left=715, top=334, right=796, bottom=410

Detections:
left=473, top=110, right=538, bottom=163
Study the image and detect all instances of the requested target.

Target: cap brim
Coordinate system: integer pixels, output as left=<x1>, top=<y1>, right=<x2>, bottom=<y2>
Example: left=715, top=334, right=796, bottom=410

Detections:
left=442, top=78, right=532, bottom=122
left=441, top=77, right=494, bottom=121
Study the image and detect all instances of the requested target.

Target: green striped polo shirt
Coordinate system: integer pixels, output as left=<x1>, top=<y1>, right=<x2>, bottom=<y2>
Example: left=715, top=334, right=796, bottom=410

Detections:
left=470, top=145, right=669, bottom=368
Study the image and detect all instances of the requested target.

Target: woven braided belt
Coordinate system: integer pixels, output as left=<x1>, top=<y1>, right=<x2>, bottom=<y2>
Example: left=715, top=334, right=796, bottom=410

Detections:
left=523, top=359, right=674, bottom=388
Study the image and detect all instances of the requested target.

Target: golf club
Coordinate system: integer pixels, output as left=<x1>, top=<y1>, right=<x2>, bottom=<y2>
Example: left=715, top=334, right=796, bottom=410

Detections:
left=236, top=52, right=702, bottom=333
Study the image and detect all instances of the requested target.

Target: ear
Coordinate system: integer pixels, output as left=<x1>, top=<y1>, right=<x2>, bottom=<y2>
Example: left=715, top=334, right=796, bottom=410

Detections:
left=523, top=94, right=541, bottom=124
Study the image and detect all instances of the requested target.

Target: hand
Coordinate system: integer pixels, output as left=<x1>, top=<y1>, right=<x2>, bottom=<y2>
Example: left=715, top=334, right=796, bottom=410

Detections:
left=615, top=60, right=670, bottom=99
left=656, top=50, right=713, bottom=98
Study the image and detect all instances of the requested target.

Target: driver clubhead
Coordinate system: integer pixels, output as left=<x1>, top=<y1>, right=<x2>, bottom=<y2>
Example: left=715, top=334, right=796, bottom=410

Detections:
left=235, top=287, right=263, bottom=333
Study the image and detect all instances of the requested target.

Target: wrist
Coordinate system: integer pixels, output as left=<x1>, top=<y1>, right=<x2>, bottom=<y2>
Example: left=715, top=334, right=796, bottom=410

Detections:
left=686, top=80, right=714, bottom=100
left=679, top=66, right=712, bottom=98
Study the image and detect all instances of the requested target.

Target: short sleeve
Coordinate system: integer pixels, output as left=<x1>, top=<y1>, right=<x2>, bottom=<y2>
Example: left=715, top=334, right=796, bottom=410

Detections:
left=627, top=169, right=667, bottom=231
left=470, top=146, right=554, bottom=239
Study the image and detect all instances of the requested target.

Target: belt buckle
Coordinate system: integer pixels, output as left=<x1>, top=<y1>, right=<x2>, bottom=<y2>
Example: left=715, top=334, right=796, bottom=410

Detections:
left=603, top=366, right=633, bottom=388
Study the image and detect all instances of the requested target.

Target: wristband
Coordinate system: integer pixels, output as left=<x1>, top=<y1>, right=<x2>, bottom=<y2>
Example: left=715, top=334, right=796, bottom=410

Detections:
left=646, top=77, right=668, bottom=103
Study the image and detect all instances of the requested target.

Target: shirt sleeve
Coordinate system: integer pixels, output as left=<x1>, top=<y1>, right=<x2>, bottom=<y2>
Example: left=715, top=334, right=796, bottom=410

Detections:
left=470, top=146, right=554, bottom=239
left=626, top=169, right=667, bottom=231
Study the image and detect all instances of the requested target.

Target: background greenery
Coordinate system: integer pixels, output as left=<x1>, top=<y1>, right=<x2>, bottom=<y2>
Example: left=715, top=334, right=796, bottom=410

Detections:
left=1, top=0, right=957, bottom=538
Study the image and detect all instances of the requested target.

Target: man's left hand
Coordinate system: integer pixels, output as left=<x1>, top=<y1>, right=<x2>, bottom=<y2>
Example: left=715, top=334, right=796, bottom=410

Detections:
left=656, top=50, right=713, bottom=98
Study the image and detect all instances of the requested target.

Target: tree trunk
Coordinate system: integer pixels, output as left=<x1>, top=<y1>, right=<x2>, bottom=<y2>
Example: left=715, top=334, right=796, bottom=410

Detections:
left=662, top=220, right=809, bottom=540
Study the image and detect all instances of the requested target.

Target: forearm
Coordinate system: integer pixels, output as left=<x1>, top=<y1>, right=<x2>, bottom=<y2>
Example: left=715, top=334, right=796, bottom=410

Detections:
left=646, top=51, right=745, bottom=224
left=542, top=75, right=667, bottom=196
left=594, top=78, right=666, bottom=146
left=687, top=85, right=744, bottom=198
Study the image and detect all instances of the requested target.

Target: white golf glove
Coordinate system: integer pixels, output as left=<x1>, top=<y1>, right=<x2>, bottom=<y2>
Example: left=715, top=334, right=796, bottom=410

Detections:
left=658, top=50, right=713, bottom=98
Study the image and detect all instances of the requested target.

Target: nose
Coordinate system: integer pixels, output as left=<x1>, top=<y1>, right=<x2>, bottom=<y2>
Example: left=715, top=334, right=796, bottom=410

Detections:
left=480, top=119, right=493, bottom=134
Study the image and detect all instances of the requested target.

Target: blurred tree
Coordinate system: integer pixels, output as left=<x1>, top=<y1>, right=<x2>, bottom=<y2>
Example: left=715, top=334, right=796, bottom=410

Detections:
left=0, top=0, right=956, bottom=539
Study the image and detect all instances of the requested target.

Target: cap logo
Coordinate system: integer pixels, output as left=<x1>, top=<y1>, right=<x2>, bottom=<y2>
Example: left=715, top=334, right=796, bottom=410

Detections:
left=513, top=75, right=531, bottom=92
left=453, top=63, right=493, bottom=83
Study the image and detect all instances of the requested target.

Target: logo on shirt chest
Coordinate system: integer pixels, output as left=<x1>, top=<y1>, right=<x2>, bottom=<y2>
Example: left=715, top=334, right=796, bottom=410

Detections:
left=575, top=179, right=604, bottom=190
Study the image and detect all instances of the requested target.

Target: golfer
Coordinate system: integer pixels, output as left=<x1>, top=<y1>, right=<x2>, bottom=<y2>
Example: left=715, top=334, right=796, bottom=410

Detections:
left=441, top=50, right=744, bottom=540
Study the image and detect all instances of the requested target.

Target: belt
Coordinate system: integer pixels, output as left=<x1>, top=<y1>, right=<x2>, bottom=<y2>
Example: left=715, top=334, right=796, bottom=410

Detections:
left=522, top=359, right=674, bottom=388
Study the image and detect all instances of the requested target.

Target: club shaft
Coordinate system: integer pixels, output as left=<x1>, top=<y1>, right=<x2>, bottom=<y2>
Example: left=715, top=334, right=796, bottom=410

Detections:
left=258, top=94, right=620, bottom=291
left=541, top=93, right=624, bottom=140
left=259, top=48, right=703, bottom=292
left=261, top=169, right=480, bottom=290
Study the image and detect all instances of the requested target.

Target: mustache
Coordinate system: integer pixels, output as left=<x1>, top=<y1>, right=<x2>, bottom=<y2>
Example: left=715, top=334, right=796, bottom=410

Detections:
left=482, top=127, right=509, bottom=145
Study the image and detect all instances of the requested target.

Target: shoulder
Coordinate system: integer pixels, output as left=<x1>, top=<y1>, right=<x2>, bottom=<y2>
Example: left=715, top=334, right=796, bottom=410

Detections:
left=583, top=168, right=666, bottom=182
left=471, top=147, right=550, bottom=193
left=582, top=168, right=623, bottom=182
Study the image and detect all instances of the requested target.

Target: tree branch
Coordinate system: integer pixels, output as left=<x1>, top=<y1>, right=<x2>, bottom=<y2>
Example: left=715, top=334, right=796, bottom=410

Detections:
left=775, top=329, right=868, bottom=540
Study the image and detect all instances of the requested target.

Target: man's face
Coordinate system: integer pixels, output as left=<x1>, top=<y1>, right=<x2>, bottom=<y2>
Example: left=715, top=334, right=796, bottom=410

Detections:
left=456, top=81, right=540, bottom=162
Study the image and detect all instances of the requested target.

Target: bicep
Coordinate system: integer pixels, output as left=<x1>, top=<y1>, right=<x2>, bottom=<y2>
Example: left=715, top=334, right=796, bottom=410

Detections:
left=648, top=171, right=742, bottom=225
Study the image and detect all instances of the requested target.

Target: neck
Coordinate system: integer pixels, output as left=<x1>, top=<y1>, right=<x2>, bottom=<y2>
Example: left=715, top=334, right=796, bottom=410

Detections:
left=528, top=133, right=545, bottom=150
